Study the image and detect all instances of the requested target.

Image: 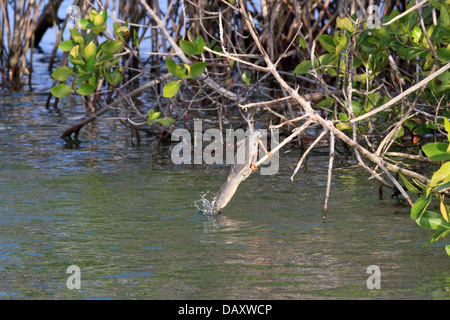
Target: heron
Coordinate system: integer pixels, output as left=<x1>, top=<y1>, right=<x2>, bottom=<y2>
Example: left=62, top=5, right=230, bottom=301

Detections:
left=210, top=120, right=271, bottom=215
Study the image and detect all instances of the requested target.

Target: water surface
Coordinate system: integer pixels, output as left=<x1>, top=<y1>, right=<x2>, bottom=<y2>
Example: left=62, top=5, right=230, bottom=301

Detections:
left=0, top=41, right=448, bottom=300
left=1, top=91, right=449, bottom=300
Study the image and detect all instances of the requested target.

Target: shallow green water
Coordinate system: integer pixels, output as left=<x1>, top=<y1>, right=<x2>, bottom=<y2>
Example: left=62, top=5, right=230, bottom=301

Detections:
left=0, top=85, right=449, bottom=299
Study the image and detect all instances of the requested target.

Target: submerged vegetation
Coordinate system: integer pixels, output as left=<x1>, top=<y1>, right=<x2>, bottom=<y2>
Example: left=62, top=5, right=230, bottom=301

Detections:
left=1, top=0, right=450, bottom=255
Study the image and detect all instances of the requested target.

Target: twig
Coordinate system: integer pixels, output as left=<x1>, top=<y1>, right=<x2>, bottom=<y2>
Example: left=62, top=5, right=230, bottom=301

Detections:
left=382, top=0, right=428, bottom=26
left=383, top=152, right=433, bottom=163
left=238, top=0, right=422, bottom=204
left=351, top=62, right=450, bottom=123
left=291, top=130, right=327, bottom=180
left=139, top=0, right=239, bottom=100
left=202, top=46, right=269, bottom=72
left=322, top=132, right=335, bottom=222
left=270, top=114, right=309, bottom=130
left=238, top=96, right=292, bottom=109
left=61, top=73, right=172, bottom=140
left=242, top=119, right=314, bottom=177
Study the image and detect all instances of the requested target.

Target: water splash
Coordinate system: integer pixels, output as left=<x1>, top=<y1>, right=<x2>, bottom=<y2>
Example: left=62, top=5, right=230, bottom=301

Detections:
left=194, top=192, right=215, bottom=216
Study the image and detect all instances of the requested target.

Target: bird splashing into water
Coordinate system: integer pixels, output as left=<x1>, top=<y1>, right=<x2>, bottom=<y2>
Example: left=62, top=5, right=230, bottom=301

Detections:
left=197, top=114, right=272, bottom=216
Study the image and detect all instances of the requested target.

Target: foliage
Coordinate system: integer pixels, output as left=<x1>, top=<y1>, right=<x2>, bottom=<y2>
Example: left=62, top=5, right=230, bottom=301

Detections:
left=162, top=34, right=251, bottom=98
left=50, top=9, right=178, bottom=128
left=147, top=109, right=175, bottom=127
left=50, top=10, right=125, bottom=98
left=162, top=35, right=209, bottom=98
left=291, top=1, right=450, bottom=255
left=401, top=118, right=450, bottom=256
left=293, top=1, right=450, bottom=138
left=163, top=58, right=207, bottom=98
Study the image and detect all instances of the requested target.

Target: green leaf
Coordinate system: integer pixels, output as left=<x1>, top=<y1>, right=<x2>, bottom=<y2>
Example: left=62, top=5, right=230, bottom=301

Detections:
left=406, top=48, right=422, bottom=60
left=336, top=123, right=352, bottom=130
left=69, top=57, right=85, bottom=66
left=195, top=36, right=206, bottom=53
left=69, top=28, right=84, bottom=46
left=79, top=18, right=90, bottom=30
left=338, top=112, right=349, bottom=121
left=242, top=71, right=251, bottom=85
left=411, top=194, right=432, bottom=220
left=99, top=54, right=115, bottom=64
left=165, top=58, right=180, bottom=77
left=435, top=71, right=450, bottom=92
left=416, top=210, right=450, bottom=230
left=85, top=30, right=96, bottom=45
left=148, top=110, right=161, bottom=121
left=293, top=60, right=312, bottom=75
left=51, top=66, right=73, bottom=81
left=83, top=42, right=97, bottom=59
left=116, top=26, right=129, bottom=34
left=423, top=229, right=450, bottom=247
left=318, top=34, right=336, bottom=54
left=179, top=40, right=199, bottom=56
left=133, top=29, right=138, bottom=48
left=50, top=84, right=73, bottom=98
left=103, top=68, right=113, bottom=84
left=347, top=99, right=362, bottom=115
left=430, top=162, right=450, bottom=188
left=422, top=142, right=450, bottom=161
left=399, top=173, right=423, bottom=193
left=89, top=10, right=97, bottom=21
left=112, top=68, right=123, bottom=84
left=392, top=126, right=404, bottom=140
left=85, top=55, right=96, bottom=71
left=70, top=44, right=80, bottom=58
left=76, top=64, right=89, bottom=75
left=187, top=62, right=206, bottom=79
left=101, top=10, right=108, bottom=23
left=93, top=15, right=104, bottom=27
left=77, top=83, right=95, bottom=95
left=58, top=40, right=76, bottom=52
left=89, top=75, right=98, bottom=88
left=93, top=25, right=106, bottom=35
left=336, top=17, right=354, bottom=33
left=175, top=65, right=187, bottom=79
left=107, top=57, right=121, bottom=67
left=317, top=53, right=338, bottom=66
left=166, top=58, right=179, bottom=75
left=445, top=117, right=450, bottom=137
left=432, top=180, right=450, bottom=193
left=337, top=113, right=350, bottom=130
left=440, top=3, right=450, bottom=28
left=316, top=54, right=338, bottom=75
left=446, top=244, right=450, bottom=256
left=317, top=99, right=334, bottom=107
left=298, top=35, right=306, bottom=49
left=75, top=74, right=91, bottom=85
left=163, top=80, right=181, bottom=98
left=208, top=39, right=217, bottom=49
left=154, top=117, right=175, bottom=126
left=411, top=26, right=422, bottom=43
left=102, top=40, right=123, bottom=54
